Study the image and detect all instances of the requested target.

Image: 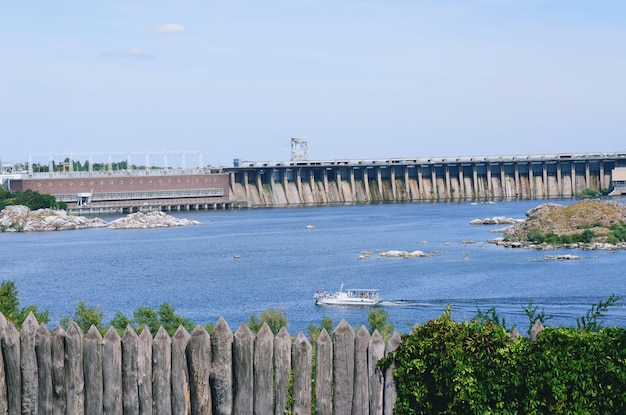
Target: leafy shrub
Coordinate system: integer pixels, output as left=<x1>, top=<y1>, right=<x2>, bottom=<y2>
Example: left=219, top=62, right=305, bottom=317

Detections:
left=580, top=228, right=596, bottom=243
left=580, top=187, right=600, bottom=197
left=383, top=299, right=626, bottom=415
left=526, top=229, right=545, bottom=243
left=247, top=306, right=288, bottom=334
left=0, top=280, right=49, bottom=328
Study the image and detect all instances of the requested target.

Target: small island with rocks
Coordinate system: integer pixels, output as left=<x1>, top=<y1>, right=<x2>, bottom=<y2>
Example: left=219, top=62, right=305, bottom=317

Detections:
left=487, top=199, right=626, bottom=250
left=0, top=205, right=200, bottom=232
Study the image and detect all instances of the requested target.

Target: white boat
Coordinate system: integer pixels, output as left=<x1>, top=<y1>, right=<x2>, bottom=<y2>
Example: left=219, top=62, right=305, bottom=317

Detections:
left=315, top=284, right=382, bottom=306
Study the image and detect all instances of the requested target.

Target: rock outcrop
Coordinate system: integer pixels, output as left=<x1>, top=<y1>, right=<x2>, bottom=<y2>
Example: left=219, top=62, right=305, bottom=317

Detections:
left=108, top=211, right=200, bottom=229
left=0, top=205, right=200, bottom=232
left=379, top=250, right=432, bottom=258
left=470, top=217, right=524, bottom=225
left=488, top=199, right=626, bottom=250
left=0, top=205, right=108, bottom=232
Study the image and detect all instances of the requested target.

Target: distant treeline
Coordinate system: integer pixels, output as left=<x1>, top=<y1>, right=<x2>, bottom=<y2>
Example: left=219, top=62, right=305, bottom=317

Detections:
left=0, top=188, right=66, bottom=210
left=29, top=159, right=165, bottom=173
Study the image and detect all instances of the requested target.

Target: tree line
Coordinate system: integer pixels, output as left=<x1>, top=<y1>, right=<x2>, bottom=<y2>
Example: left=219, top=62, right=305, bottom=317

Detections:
left=0, top=188, right=66, bottom=210
left=0, top=280, right=395, bottom=341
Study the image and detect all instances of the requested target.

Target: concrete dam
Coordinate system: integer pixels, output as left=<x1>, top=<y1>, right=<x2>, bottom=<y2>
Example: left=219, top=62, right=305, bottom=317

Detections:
left=226, top=153, right=626, bottom=207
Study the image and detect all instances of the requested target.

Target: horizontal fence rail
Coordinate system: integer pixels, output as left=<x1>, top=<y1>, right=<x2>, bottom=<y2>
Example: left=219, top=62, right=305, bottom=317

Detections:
left=0, top=312, right=401, bottom=415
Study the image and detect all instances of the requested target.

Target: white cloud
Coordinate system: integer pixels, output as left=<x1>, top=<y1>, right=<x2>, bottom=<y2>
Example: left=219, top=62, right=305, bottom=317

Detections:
left=103, top=48, right=155, bottom=59
left=155, top=23, right=185, bottom=35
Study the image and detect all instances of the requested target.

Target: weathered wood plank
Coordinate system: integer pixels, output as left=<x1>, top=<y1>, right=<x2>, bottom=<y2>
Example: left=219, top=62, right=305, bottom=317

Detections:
left=187, top=325, right=212, bottom=415
left=383, top=333, right=401, bottom=415
left=137, top=327, right=153, bottom=415
left=0, top=313, right=8, bottom=415
left=253, top=324, right=273, bottom=415
left=315, top=329, right=333, bottom=415
left=273, top=327, right=291, bottom=415
left=65, top=323, right=85, bottom=415
left=103, top=327, right=123, bottom=414
left=368, top=330, right=385, bottom=415
left=20, top=313, right=39, bottom=414
left=210, top=317, right=233, bottom=415
left=333, top=320, right=355, bottom=415
left=2, top=321, right=21, bottom=415
left=233, top=323, right=254, bottom=415
left=292, top=332, right=312, bottom=415
left=84, top=325, right=104, bottom=415
left=36, top=322, right=53, bottom=414
left=152, top=326, right=172, bottom=415
left=172, top=326, right=191, bottom=415
left=122, top=325, right=139, bottom=415
left=51, top=325, right=67, bottom=415
left=352, top=325, right=371, bottom=415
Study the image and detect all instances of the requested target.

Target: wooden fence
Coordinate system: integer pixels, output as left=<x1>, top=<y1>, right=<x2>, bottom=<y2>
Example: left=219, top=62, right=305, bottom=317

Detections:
left=0, top=312, right=401, bottom=414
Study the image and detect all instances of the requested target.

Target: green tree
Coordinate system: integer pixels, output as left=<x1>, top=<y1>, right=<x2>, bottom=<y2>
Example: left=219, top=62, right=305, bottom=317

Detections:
left=307, top=316, right=334, bottom=342
left=61, top=300, right=105, bottom=334
left=0, top=280, right=49, bottom=328
left=580, top=228, right=596, bottom=243
left=526, top=229, right=545, bottom=243
left=0, top=280, right=20, bottom=318
left=133, top=302, right=194, bottom=336
left=110, top=311, right=133, bottom=334
left=368, top=308, right=395, bottom=341
left=247, top=307, right=288, bottom=334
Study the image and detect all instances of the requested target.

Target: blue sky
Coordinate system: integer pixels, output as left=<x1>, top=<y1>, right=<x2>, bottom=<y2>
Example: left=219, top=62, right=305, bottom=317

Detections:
left=2, top=0, right=625, bottom=167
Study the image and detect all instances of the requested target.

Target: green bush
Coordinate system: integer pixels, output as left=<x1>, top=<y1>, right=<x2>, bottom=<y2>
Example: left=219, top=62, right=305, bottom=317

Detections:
left=0, top=280, right=49, bottom=328
left=580, top=187, right=600, bottom=197
left=580, top=229, right=595, bottom=243
left=247, top=306, right=288, bottom=334
left=382, top=301, right=626, bottom=415
left=526, top=229, right=545, bottom=243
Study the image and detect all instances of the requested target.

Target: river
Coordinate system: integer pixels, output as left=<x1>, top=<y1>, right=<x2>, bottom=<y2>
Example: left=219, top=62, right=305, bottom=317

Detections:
left=1, top=197, right=625, bottom=336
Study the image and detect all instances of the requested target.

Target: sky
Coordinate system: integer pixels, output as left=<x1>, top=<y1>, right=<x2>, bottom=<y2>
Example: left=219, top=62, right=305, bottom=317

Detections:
left=2, top=0, right=626, bottom=167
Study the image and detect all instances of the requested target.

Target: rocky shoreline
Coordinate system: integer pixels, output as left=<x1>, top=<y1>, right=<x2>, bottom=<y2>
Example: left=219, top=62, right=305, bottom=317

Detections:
left=0, top=205, right=200, bottom=232
left=477, top=199, right=626, bottom=251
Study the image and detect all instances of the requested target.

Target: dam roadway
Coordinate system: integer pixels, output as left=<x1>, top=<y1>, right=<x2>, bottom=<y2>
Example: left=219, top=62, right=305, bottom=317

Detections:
left=225, top=152, right=626, bottom=207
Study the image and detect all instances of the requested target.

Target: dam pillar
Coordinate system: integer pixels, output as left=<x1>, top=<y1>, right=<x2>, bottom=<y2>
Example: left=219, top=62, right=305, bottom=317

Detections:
left=542, top=163, right=549, bottom=198
left=472, top=165, right=478, bottom=199
left=585, top=161, right=590, bottom=189
left=390, top=168, right=397, bottom=200
left=600, top=162, right=605, bottom=190
left=417, top=167, right=424, bottom=199
left=528, top=163, right=534, bottom=198
left=376, top=167, right=383, bottom=199
left=571, top=162, right=576, bottom=195
left=431, top=167, right=438, bottom=199
left=323, top=169, right=329, bottom=201
left=556, top=164, right=562, bottom=197
left=364, top=168, right=371, bottom=201
left=296, top=169, right=304, bottom=201
left=404, top=167, right=411, bottom=199
left=349, top=168, right=356, bottom=201
left=309, top=169, right=316, bottom=202
left=445, top=165, right=451, bottom=199
left=457, top=164, right=466, bottom=199
left=243, top=171, right=250, bottom=201
left=500, top=164, right=506, bottom=197
left=514, top=163, right=521, bottom=197
left=486, top=164, right=492, bottom=197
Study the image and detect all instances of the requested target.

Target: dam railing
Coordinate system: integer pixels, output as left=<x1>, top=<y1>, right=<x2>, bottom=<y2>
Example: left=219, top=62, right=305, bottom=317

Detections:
left=0, top=312, right=401, bottom=414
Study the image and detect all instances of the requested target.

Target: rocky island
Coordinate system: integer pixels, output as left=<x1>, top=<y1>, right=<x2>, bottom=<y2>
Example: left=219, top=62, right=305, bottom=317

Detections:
left=0, top=205, right=200, bottom=232
left=487, top=199, right=626, bottom=250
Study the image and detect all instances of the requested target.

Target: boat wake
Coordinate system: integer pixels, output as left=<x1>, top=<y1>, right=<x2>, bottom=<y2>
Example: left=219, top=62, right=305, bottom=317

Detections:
left=379, top=300, right=435, bottom=307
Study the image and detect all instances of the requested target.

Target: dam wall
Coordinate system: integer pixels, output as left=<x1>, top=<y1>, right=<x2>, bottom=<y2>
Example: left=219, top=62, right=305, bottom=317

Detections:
left=226, top=153, right=626, bottom=207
